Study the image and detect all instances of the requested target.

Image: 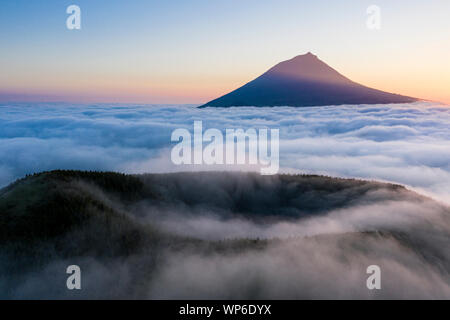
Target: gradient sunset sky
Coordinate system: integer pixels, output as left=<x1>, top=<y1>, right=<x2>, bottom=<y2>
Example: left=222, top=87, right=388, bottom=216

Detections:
left=1, top=0, right=449, bottom=104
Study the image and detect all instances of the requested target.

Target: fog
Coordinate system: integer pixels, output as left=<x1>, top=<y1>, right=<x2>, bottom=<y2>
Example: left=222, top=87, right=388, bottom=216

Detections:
left=1, top=100, right=449, bottom=298
left=1, top=172, right=448, bottom=299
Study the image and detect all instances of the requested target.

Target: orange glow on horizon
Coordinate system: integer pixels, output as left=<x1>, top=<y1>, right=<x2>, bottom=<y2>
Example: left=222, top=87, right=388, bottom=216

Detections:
left=2, top=63, right=449, bottom=105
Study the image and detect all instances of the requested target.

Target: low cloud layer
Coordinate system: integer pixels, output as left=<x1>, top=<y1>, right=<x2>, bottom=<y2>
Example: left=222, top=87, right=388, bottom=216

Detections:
left=1, top=171, right=449, bottom=299
left=1, top=102, right=449, bottom=203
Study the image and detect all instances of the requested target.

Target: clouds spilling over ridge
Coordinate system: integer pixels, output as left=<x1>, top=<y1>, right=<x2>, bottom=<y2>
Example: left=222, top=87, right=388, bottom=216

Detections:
left=0, top=102, right=449, bottom=202
left=1, top=171, right=449, bottom=299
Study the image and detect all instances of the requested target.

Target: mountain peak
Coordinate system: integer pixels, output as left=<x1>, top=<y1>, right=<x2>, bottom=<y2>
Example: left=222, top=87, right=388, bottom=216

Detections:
left=297, top=51, right=317, bottom=58
left=200, top=53, right=417, bottom=108
left=266, top=52, right=350, bottom=85
left=286, top=52, right=320, bottom=64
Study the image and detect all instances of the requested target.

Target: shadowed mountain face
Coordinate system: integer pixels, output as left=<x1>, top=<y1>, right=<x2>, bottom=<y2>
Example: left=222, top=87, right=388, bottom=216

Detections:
left=1, top=170, right=449, bottom=299
left=200, top=53, right=417, bottom=107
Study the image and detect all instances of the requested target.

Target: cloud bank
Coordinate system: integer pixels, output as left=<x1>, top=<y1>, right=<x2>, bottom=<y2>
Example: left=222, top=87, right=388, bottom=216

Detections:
left=1, top=101, right=449, bottom=203
left=1, top=171, right=449, bottom=299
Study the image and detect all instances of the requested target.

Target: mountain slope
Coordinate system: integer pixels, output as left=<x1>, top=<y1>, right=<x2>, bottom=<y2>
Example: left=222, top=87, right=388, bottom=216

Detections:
left=0, top=170, right=449, bottom=299
left=200, top=53, right=417, bottom=107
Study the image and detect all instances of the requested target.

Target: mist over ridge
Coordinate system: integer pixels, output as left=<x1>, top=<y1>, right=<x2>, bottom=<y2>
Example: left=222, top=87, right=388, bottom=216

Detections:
left=0, top=170, right=449, bottom=299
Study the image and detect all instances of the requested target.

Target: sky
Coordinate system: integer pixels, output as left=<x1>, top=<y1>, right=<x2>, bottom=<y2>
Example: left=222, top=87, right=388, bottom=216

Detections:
left=1, top=0, right=449, bottom=104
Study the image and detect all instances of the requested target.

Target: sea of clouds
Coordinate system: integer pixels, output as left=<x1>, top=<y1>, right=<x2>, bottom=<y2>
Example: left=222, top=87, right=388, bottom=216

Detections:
left=1, top=101, right=449, bottom=203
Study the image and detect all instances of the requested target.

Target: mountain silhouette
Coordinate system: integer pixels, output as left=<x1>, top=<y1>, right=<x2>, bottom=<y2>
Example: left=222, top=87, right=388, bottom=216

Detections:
left=200, top=52, right=417, bottom=107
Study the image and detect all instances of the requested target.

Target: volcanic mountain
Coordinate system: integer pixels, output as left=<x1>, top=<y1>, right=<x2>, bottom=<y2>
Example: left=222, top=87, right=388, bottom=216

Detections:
left=200, top=52, right=417, bottom=107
